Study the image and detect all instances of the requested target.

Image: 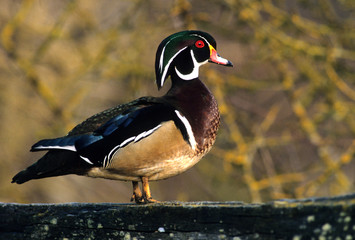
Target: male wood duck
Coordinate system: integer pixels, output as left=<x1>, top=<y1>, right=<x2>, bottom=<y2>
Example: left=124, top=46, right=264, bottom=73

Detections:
left=12, top=30, right=233, bottom=203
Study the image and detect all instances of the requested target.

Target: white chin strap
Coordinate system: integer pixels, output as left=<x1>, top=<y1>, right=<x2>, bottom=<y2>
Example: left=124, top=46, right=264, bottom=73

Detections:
left=175, top=50, right=207, bottom=81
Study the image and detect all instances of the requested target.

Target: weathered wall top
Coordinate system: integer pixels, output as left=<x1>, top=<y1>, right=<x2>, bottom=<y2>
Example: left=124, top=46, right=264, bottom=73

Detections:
left=1, top=194, right=354, bottom=239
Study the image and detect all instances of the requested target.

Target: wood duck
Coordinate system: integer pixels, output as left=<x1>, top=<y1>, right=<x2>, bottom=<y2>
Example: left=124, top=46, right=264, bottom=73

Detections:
left=12, top=30, right=233, bottom=203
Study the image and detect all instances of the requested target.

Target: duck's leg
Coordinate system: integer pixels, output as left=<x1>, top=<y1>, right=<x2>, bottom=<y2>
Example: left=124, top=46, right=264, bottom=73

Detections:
left=131, top=181, right=144, bottom=203
left=142, top=177, right=159, bottom=203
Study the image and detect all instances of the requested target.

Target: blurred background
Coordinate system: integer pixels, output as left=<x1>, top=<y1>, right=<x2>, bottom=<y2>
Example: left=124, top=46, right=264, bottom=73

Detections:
left=1, top=0, right=354, bottom=203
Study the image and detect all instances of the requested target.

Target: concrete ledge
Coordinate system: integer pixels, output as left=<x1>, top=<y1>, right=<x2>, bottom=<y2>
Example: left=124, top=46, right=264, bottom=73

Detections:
left=1, top=194, right=354, bottom=239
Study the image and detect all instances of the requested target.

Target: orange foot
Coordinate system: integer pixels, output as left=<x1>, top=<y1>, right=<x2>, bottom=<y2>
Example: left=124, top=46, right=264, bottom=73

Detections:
left=130, top=178, right=160, bottom=204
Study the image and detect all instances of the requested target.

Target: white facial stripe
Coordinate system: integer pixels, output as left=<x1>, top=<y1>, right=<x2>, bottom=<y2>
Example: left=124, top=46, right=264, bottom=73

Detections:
left=191, top=33, right=211, bottom=45
left=159, top=46, right=165, bottom=73
left=160, top=46, right=188, bottom=87
left=33, top=145, right=76, bottom=152
left=174, top=110, right=197, bottom=151
left=159, top=34, right=182, bottom=74
left=175, top=49, right=208, bottom=81
left=103, top=125, right=162, bottom=167
left=191, top=34, right=213, bottom=48
left=80, top=155, right=94, bottom=165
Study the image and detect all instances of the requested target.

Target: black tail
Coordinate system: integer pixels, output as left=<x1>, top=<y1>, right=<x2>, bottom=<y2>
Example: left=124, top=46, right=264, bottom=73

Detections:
left=12, top=150, right=92, bottom=184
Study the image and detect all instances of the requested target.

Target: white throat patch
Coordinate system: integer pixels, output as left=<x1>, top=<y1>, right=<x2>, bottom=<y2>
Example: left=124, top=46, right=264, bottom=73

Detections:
left=175, top=50, right=208, bottom=81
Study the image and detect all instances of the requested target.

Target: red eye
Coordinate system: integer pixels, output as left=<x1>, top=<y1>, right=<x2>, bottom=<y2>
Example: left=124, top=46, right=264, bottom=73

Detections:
left=195, top=40, right=205, bottom=48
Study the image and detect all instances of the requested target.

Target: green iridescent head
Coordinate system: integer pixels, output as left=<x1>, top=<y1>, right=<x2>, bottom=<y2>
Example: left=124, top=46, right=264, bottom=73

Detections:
left=155, top=30, right=233, bottom=89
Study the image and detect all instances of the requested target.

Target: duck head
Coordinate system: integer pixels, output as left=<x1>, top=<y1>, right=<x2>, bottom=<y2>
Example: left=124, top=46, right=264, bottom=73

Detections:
left=155, top=30, right=233, bottom=89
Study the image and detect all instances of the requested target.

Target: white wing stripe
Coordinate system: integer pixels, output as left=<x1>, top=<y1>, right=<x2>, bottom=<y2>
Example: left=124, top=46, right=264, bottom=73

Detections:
left=119, top=136, right=136, bottom=148
left=33, top=143, right=95, bottom=165
left=134, top=125, right=161, bottom=142
left=79, top=155, right=94, bottom=165
left=103, top=125, right=162, bottom=167
left=33, top=145, right=76, bottom=152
